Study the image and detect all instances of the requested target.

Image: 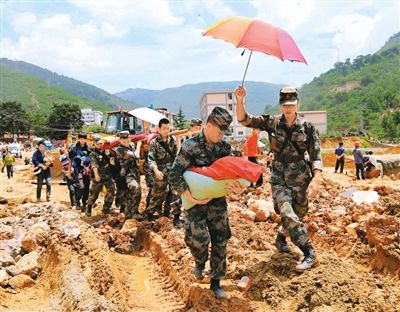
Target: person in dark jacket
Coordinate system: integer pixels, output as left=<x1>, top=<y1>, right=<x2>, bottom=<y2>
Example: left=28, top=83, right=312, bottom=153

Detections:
left=68, top=133, right=91, bottom=212
left=32, top=141, right=52, bottom=202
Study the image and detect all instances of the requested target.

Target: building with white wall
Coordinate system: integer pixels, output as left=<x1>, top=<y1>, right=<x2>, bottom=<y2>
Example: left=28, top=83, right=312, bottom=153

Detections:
left=298, top=111, right=327, bottom=134
left=199, top=90, right=250, bottom=141
left=81, top=108, right=104, bottom=126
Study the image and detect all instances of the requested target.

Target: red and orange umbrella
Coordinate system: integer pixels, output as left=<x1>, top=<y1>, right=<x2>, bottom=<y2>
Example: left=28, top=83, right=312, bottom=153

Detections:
left=203, top=16, right=307, bottom=84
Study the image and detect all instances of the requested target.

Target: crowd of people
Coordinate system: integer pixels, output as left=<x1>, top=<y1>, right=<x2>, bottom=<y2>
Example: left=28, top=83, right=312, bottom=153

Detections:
left=7, top=85, right=384, bottom=299
left=333, top=140, right=380, bottom=179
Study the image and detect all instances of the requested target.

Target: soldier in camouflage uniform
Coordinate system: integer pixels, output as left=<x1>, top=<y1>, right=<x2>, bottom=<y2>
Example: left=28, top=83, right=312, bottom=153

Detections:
left=235, top=86, right=322, bottom=272
left=115, top=131, right=143, bottom=221
left=86, top=136, right=115, bottom=217
left=169, top=107, right=241, bottom=299
left=147, top=118, right=184, bottom=227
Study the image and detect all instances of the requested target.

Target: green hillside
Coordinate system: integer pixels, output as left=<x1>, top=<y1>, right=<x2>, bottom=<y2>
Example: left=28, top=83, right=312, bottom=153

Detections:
left=0, top=65, right=111, bottom=112
left=266, top=32, right=400, bottom=139
left=0, top=58, right=137, bottom=110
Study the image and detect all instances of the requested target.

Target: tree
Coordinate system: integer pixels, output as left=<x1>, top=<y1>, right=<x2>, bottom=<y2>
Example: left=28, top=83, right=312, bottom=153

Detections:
left=47, top=103, right=83, bottom=139
left=382, top=111, right=400, bottom=142
left=176, top=106, right=186, bottom=129
left=0, top=101, right=31, bottom=138
left=29, top=112, right=49, bottom=138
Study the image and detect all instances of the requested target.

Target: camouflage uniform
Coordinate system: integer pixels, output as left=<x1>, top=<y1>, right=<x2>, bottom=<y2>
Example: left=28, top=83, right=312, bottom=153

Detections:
left=142, top=149, right=154, bottom=207
left=115, top=141, right=142, bottom=219
left=86, top=147, right=115, bottom=213
left=169, top=130, right=232, bottom=280
left=147, top=135, right=178, bottom=218
left=241, top=112, right=323, bottom=248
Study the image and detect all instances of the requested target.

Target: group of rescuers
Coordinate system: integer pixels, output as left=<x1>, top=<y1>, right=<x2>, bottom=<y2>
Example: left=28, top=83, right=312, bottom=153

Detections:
left=54, top=86, right=323, bottom=299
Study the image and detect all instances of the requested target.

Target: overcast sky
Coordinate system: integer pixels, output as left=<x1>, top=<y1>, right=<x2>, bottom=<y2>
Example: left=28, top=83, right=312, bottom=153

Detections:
left=1, top=0, right=399, bottom=93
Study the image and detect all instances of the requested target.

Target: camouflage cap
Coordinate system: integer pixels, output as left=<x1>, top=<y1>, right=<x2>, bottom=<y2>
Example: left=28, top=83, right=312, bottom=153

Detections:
left=93, top=135, right=104, bottom=144
left=190, top=118, right=202, bottom=127
left=119, top=130, right=130, bottom=139
left=207, top=106, right=232, bottom=135
left=279, top=86, right=298, bottom=105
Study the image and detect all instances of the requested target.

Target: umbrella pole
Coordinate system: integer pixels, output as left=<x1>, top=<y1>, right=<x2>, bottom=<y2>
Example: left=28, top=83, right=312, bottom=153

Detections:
left=241, top=51, right=253, bottom=86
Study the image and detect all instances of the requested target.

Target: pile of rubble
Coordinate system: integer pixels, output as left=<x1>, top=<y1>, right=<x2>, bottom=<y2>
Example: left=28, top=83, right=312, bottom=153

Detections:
left=0, top=202, right=81, bottom=290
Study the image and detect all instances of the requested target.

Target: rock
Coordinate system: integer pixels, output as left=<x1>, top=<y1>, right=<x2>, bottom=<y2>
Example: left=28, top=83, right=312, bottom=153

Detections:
left=8, top=274, right=35, bottom=289
left=0, top=224, right=14, bottom=240
left=6, top=251, right=40, bottom=278
left=59, top=221, right=80, bottom=239
left=239, top=208, right=256, bottom=222
left=238, top=276, right=252, bottom=292
left=308, top=221, right=319, bottom=233
left=0, top=250, right=15, bottom=267
left=120, top=219, right=138, bottom=236
left=345, top=223, right=359, bottom=237
left=0, top=269, right=10, bottom=287
left=326, top=225, right=341, bottom=236
left=248, top=199, right=275, bottom=222
left=21, top=222, right=50, bottom=253
left=157, top=216, right=170, bottom=226
left=332, top=205, right=347, bottom=216
left=352, top=191, right=379, bottom=205
left=0, top=228, right=25, bottom=259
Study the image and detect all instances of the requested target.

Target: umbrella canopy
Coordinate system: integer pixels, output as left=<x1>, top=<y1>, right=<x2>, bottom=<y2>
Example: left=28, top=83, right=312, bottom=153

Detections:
left=203, top=16, right=307, bottom=64
left=128, top=107, right=166, bottom=126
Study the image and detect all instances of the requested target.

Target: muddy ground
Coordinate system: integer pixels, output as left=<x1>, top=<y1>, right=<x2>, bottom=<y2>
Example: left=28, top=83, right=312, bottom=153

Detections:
left=0, top=156, right=399, bottom=311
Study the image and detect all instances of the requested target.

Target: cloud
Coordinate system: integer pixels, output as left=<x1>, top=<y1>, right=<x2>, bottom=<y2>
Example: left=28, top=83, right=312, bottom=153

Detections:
left=330, top=13, right=382, bottom=52
left=252, top=0, right=316, bottom=32
left=71, top=0, right=184, bottom=30
left=11, top=12, right=37, bottom=35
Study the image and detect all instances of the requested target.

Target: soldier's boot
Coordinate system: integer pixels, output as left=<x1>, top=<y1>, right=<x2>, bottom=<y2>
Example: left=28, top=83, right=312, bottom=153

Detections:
left=173, top=215, right=185, bottom=228
left=210, top=279, right=227, bottom=299
left=275, top=232, right=291, bottom=253
left=194, top=262, right=205, bottom=280
left=131, top=212, right=144, bottom=221
left=81, top=204, right=86, bottom=213
left=296, top=242, right=318, bottom=272
left=163, top=204, right=171, bottom=218
left=144, top=211, right=156, bottom=221
left=85, top=205, right=92, bottom=217
left=102, top=207, right=111, bottom=214
left=46, top=192, right=51, bottom=202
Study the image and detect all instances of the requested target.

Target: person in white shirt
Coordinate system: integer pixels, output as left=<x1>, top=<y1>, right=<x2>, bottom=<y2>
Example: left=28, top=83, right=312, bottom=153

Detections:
left=364, top=151, right=379, bottom=178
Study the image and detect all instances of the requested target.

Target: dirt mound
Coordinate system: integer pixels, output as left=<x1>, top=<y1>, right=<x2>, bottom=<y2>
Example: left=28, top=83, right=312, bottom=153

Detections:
left=385, top=146, right=400, bottom=154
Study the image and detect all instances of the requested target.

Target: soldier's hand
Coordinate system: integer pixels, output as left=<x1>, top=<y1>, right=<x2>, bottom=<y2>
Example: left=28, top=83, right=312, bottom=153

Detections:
left=154, top=170, right=164, bottom=181
left=225, top=181, right=245, bottom=194
left=308, top=174, right=321, bottom=198
left=182, top=190, right=211, bottom=206
left=234, top=86, right=246, bottom=100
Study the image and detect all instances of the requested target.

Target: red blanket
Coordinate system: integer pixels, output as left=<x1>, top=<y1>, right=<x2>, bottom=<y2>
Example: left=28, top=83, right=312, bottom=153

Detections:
left=188, top=156, right=266, bottom=183
left=101, top=132, right=157, bottom=150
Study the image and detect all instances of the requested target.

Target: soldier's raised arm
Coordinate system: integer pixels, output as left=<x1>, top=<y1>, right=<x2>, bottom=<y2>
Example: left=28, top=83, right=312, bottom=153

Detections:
left=234, top=86, right=276, bottom=131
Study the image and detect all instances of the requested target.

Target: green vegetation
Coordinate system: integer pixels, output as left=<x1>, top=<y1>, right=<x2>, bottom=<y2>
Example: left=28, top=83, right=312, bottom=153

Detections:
left=176, top=107, right=186, bottom=129
left=0, top=58, right=137, bottom=110
left=0, top=66, right=111, bottom=113
left=47, top=103, right=83, bottom=139
left=0, top=100, right=84, bottom=140
left=0, top=101, right=31, bottom=137
left=265, top=32, right=400, bottom=141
